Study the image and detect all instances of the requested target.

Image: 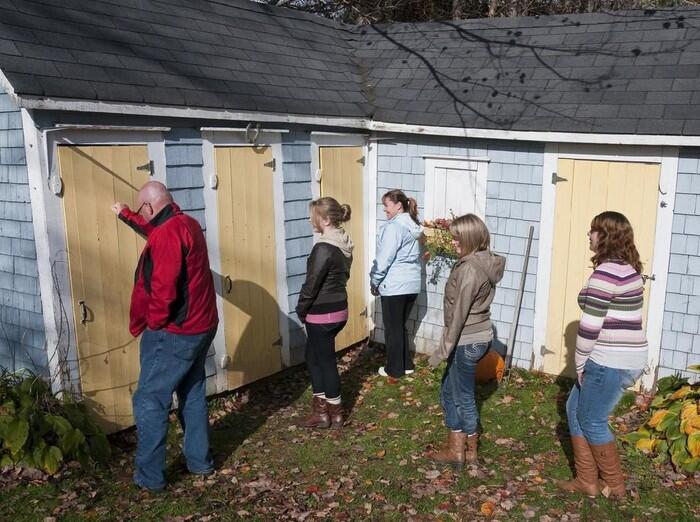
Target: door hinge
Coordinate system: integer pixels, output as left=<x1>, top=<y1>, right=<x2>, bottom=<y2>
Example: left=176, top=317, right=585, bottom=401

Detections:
left=264, top=158, right=276, bottom=171
left=137, top=160, right=154, bottom=176
left=551, top=172, right=567, bottom=184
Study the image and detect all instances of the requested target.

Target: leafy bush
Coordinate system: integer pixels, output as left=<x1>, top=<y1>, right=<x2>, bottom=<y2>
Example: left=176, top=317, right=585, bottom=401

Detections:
left=0, top=370, right=111, bottom=475
left=621, top=366, right=700, bottom=474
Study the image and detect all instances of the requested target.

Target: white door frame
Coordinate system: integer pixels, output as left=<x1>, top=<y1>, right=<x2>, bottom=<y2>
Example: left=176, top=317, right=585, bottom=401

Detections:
left=201, top=130, right=288, bottom=392
left=310, top=132, right=374, bottom=334
left=21, top=110, right=167, bottom=394
left=532, top=143, right=679, bottom=390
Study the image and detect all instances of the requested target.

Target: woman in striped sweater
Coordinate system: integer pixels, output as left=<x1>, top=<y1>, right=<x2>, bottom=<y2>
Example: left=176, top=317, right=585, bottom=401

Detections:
left=557, top=211, right=648, bottom=499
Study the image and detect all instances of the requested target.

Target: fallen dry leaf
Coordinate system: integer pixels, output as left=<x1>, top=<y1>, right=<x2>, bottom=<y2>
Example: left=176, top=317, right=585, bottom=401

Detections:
left=480, top=501, right=496, bottom=517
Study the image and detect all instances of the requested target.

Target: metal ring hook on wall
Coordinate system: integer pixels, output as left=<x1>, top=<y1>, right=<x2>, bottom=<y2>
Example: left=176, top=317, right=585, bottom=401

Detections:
left=245, top=122, right=261, bottom=144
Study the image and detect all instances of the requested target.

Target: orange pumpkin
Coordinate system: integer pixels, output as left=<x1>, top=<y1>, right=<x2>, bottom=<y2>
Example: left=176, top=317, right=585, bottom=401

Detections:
left=476, top=350, right=505, bottom=383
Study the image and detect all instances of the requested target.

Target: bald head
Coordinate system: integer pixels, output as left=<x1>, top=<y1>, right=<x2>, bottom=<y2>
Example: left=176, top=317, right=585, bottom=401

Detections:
left=137, top=181, right=173, bottom=220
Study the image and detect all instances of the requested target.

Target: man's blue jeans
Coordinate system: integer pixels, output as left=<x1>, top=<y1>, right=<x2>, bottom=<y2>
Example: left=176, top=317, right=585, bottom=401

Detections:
left=567, top=359, right=642, bottom=445
left=133, top=327, right=217, bottom=490
left=440, top=342, right=489, bottom=434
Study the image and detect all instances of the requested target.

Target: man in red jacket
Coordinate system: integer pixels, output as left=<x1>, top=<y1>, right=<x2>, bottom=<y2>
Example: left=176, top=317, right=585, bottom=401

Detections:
left=112, top=181, right=218, bottom=492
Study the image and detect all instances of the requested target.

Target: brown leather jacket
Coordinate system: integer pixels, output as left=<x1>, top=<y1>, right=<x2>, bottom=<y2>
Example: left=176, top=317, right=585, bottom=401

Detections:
left=430, top=250, right=505, bottom=365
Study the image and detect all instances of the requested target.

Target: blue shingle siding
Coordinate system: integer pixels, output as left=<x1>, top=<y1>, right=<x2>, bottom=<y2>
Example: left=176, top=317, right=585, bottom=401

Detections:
left=0, top=86, right=47, bottom=375
left=165, top=129, right=206, bottom=229
left=163, top=128, right=218, bottom=383
left=373, top=137, right=543, bottom=370
left=659, top=150, right=700, bottom=380
left=281, top=130, right=313, bottom=361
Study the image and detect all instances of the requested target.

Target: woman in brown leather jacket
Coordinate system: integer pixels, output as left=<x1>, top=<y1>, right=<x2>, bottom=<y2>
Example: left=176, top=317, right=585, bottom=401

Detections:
left=296, top=197, right=353, bottom=429
left=427, top=214, right=505, bottom=469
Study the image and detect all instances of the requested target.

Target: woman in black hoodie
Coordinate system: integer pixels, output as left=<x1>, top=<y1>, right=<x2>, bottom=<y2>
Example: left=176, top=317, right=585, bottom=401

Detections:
left=296, top=197, right=353, bottom=429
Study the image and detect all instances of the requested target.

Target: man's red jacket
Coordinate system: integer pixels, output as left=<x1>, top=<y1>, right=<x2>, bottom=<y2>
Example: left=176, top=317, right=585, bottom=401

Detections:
left=119, top=203, right=218, bottom=337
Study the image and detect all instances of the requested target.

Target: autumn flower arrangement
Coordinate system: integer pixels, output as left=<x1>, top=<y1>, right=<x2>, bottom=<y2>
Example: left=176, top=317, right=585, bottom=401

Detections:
left=422, top=217, right=458, bottom=260
left=422, top=217, right=458, bottom=283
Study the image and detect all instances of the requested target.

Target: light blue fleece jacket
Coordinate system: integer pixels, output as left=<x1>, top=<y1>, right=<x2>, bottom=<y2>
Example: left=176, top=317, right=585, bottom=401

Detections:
left=370, top=212, right=423, bottom=296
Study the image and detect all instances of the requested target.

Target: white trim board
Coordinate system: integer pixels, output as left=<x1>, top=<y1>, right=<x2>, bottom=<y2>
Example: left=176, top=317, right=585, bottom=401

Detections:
left=531, top=143, right=678, bottom=390
left=644, top=148, right=679, bottom=389
left=13, top=94, right=700, bottom=146
left=20, top=109, right=64, bottom=393
left=201, top=130, right=291, bottom=384
left=367, top=136, right=379, bottom=335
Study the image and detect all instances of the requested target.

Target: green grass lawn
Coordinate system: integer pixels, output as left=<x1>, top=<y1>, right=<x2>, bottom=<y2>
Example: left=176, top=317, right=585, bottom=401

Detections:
left=2, top=344, right=698, bottom=521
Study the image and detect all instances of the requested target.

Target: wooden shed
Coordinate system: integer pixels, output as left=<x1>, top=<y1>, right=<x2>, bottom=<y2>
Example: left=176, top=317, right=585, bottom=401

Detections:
left=1, top=0, right=700, bottom=430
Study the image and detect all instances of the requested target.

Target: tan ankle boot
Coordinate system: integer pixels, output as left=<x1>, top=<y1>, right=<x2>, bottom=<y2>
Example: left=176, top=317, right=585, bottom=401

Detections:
left=327, top=402, right=344, bottom=429
left=299, top=396, right=330, bottom=429
left=556, top=435, right=600, bottom=497
left=427, top=431, right=467, bottom=470
left=590, top=440, right=626, bottom=499
left=464, top=433, right=478, bottom=464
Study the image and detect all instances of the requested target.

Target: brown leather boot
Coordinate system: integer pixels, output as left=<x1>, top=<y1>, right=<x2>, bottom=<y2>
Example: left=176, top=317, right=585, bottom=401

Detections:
left=299, top=396, right=330, bottom=429
left=590, top=440, right=626, bottom=499
left=464, top=433, right=478, bottom=464
left=327, top=402, right=344, bottom=429
left=427, top=431, right=467, bottom=470
left=556, top=435, right=600, bottom=497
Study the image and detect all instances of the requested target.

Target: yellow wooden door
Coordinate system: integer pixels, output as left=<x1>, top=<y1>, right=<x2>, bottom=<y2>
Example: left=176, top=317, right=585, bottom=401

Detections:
left=319, top=146, right=368, bottom=350
left=216, top=146, right=282, bottom=389
left=59, top=145, right=150, bottom=432
left=543, top=159, right=660, bottom=376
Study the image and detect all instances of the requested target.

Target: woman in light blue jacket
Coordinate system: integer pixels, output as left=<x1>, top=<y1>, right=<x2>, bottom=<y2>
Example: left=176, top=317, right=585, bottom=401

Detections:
left=370, top=189, right=423, bottom=378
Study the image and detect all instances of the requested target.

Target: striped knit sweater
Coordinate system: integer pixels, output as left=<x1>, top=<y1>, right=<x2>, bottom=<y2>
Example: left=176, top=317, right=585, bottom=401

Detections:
left=575, top=261, right=648, bottom=373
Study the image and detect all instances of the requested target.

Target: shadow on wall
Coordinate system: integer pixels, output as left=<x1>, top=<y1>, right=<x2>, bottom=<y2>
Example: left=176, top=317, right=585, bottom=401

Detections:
left=190, top=271, right=376, bottom=469
left=210, top=273, right=300, bottom=385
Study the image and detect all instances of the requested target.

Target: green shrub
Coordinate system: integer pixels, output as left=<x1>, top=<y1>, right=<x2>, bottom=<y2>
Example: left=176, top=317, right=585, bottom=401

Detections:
left=621, top=366, right=700, bottom=474
left=0, top=370, right=111, bottom=475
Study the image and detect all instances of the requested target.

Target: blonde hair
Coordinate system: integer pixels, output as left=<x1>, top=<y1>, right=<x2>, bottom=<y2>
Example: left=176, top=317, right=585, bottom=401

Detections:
left=309, top=197, right=351, bottom=228
left=449, top=214, right=490, bottom=257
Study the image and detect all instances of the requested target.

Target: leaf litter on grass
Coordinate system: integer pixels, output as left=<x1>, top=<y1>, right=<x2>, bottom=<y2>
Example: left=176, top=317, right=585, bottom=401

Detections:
left=2, top=344, right=699, bottom=521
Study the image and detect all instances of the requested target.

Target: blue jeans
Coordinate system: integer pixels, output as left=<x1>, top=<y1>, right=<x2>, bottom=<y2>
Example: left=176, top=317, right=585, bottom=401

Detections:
left=567, top=359, right=642, bottom=445
left=133, top=327, right=217, bottom=490
left=440, top=342, right=489, bottom=434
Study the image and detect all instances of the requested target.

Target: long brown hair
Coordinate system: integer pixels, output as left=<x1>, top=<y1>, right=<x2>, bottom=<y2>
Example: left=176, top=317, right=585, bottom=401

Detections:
left=449, top=213, right=490, bottom=257
left=309, top=197, right=351, bottom=228
left=590, top=211, right=642, bottom=274
left=382, top=189, right=419, bottom=224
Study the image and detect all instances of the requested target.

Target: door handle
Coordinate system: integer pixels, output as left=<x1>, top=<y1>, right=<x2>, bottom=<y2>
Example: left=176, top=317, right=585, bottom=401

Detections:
left=79, top=300, right=88, bottom=324
left=359, top=307, right=368, bottom=317
left=224, top=275, right=233, bottom=294
left=641, top=274, right=655, bottom=284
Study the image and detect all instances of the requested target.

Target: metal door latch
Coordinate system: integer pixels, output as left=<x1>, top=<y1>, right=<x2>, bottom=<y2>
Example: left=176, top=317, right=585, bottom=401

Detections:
left=264, top=158, right=276, bottom=171
left=641, top=273, right=656, bottom=283
left=79, top=300, right=88, bottom=324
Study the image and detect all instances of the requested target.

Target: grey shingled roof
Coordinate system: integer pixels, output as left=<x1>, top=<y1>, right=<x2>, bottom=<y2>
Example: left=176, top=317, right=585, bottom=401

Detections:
left=0, top=0, right=369, bottom=117
left=356, top=9, right=700, bottom=135
left=0, top=0, right=699, bottom=135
